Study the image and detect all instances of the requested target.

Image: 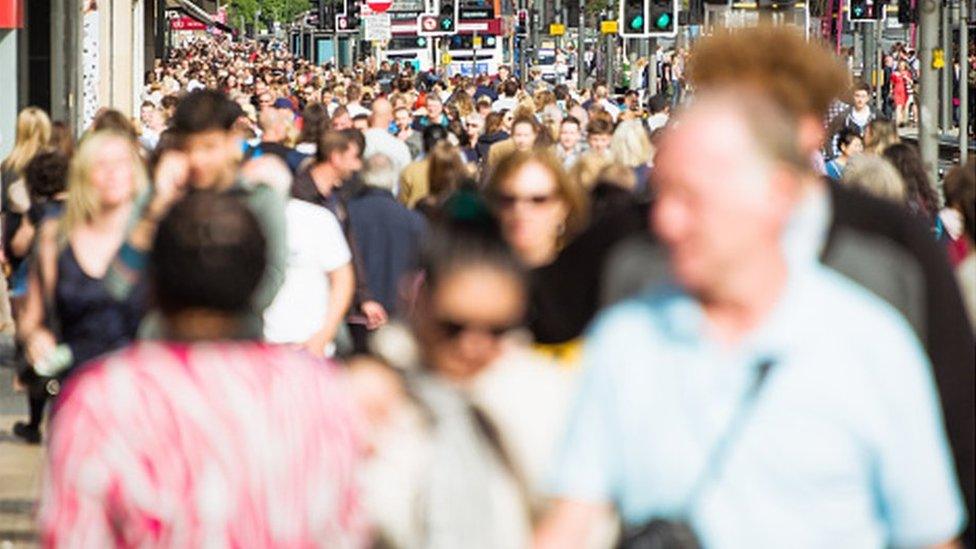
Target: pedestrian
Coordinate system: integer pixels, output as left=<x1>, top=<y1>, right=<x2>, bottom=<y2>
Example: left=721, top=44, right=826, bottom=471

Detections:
left=356, top=212, right=537, bottom=548
left=104, top=90, right=288, bottom=339
left=37, top=192, right=367, bottom=546
left=14, top=131, right=149, bottom=444
left=608, top=26, right=976, bottom=532
left=347, top=153, right=426, bottom=321
left=536, top=90, right=965, bottom=548
left=825, top=126, right=863, bottom=181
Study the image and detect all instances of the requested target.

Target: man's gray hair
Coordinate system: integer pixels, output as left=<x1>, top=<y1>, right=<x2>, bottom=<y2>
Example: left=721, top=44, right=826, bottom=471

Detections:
left=362, top=153, right=398, bottom=192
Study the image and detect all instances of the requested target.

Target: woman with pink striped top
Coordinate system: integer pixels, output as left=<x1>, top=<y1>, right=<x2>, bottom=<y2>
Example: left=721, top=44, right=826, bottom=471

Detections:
left=38, top=192, right=367, bottom=548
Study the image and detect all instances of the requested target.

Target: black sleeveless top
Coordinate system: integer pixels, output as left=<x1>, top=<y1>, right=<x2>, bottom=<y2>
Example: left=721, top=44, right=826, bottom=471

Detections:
left=54, top=245, right=147, bottom=373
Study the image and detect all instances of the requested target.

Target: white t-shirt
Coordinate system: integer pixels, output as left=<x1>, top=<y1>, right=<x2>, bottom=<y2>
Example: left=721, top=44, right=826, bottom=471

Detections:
left=347, top=102, right=371, bottom=119
left=363, top=128, right=412, bottom=179
left=264, top=200, right=351, bottom=353
left=492, top=96, right=519, bottom=113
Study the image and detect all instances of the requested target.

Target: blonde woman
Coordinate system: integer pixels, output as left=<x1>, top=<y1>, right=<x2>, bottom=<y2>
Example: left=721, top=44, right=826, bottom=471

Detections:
left=863, top=118, right=900, bottom=156
left=13, top=131, right=148, bottom=444
left=611, top=119, right=655, bottom=197
left=2, top=108, right=53, bottom=325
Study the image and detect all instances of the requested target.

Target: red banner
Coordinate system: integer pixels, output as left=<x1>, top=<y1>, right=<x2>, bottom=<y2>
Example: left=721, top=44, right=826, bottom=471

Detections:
left=170, top=16, right=207, bottom=31
left=0, top=0, right=24, bottom=29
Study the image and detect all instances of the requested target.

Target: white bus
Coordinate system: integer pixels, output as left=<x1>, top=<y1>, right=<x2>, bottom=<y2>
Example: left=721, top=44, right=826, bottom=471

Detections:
left=380, top=35, right=435, bottom=73
left=446, top=33, right=505, bottom=77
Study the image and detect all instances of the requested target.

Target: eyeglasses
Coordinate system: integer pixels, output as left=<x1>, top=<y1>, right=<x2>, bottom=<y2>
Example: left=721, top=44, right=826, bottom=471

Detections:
left=493, top=192, right=558, bottom=209
left=434, top=317, right=519, bottom=340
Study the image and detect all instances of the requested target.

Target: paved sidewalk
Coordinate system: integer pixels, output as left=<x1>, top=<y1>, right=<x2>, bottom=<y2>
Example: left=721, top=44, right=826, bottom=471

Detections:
left=0, top=367, right=43, bottom=548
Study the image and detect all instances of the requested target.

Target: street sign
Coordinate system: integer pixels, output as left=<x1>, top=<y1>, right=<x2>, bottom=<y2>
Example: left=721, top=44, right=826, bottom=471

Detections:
left=600, top=20, right=618, bottom=33
left=549, top=22, right=565, bottom=35
left=366, top=0, right=394, bottom=13
left=364, top=13, right=392, bottom=39
left=473, top=35, right=483, bottom=47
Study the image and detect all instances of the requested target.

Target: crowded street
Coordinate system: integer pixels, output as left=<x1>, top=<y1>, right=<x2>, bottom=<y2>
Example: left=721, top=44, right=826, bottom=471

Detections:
left=0, top=0, right=974, bottom=546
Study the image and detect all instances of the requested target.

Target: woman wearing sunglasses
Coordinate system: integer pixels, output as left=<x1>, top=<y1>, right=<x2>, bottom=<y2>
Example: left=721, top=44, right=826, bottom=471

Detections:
left=355, top=200, right=573, bottom=548
left=486, top=150, right=595, bottom=365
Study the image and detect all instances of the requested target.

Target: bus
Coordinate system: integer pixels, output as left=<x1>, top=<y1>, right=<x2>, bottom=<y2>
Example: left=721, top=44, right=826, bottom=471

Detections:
left=446, top=33, right=505, bottom=77
left=380, top=35, right=435, bottom=73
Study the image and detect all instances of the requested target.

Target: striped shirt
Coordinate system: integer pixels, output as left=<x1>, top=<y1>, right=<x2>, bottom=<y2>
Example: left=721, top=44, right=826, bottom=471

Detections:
left=39, top=342, right=367, bottom=548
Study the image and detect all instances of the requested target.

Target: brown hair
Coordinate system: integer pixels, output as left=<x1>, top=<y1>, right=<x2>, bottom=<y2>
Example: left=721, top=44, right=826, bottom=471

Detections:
left=687, top=25, right=848, bottom=118
left=427, top=142, right=468, bottom=199
left=488, top=150, right=590, bottom=245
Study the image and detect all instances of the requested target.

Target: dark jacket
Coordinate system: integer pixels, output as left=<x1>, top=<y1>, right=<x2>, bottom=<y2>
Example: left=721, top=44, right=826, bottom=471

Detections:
left=346, top=186, right=427, bottom=315
left=824, top=181, right=975, bottom=541
left=476, top=131, right=509, bottom=166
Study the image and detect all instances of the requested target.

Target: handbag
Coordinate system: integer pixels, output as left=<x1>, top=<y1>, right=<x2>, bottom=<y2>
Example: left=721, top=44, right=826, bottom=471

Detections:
left=14, top=235, right=67, bottom=398
left=617, top=359, right=777, bottom=549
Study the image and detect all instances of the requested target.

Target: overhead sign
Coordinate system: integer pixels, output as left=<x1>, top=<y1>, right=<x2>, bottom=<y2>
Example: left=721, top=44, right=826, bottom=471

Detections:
left=549, top=22, right=565, bottom=35
left=0, top=0, right=23, bottom=28
left=600, top=20, right=619, bottom=33
left=170, top=16, right=207, bottom=30
left=365, top=13, right=393, bottom=40
left=366, top=0, right=394, bottom=13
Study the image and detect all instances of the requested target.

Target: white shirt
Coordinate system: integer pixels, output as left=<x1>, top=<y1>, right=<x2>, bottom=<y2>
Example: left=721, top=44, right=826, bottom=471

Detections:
left=598, top=99, right=621, bottom=121
left=264, top=200, right=351, bottom=353
left=492, top=97, right=519, bottom=113
left=363, top=128, right=412, bottom=179
left=347, top=102, right=371, bottom=119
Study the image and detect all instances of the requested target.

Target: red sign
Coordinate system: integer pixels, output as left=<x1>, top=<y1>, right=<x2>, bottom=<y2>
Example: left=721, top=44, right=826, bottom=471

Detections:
left=0, top=0, right=24, bottom=29
left=366, top=0, right=393, bottom=14
left=170, top=16, right=207, bottom=31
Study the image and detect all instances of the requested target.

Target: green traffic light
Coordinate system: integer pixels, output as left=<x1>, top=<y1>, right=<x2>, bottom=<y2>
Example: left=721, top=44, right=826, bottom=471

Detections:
left=440, top=17, right=453, bottom=29
left=629, top=15, right=644, bottom=30
left=655, top=12, right=671, bottom=29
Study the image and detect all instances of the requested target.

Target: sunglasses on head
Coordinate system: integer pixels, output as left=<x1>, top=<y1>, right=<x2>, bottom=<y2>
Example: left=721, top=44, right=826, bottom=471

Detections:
left=493, top=192, right=557, bottom=208
left=435, top=317, right=519, bottom=340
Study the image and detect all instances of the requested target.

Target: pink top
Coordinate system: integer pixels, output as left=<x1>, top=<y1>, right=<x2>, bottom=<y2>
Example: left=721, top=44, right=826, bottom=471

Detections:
left=38, top=342, right=367, bottom=548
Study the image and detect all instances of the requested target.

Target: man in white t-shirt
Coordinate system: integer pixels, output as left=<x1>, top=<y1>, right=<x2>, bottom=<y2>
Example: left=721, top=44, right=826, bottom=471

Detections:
left=363, top=97, right=412, bottom=183
left=264, top=199, right=355, bottom=358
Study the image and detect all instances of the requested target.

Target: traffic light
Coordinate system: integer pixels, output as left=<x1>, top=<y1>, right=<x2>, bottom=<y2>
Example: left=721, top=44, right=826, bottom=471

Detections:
left=348, top=0, right=361, bottom=29
left=897, top=0, right=916, bottom=22
left=849, top=0, right=872, bottom=21
left=317, top=0, right=335, bottom=30
left=516, top=8, right=529, bottom=36
left=873, top=0, right=887, bottom=18
left=438, top=0, right=457, bottom=33
left=647, top=0, right=676, bottom=35
left=620, top=0, right=648, bottom=36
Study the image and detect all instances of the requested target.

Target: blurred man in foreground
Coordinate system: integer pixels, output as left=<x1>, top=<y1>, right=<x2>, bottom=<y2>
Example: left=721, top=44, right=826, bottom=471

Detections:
left=536, top=91, right=965, bottom=547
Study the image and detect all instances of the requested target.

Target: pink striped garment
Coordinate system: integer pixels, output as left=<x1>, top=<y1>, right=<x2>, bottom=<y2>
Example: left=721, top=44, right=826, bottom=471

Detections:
left=38, top=342, right=368, bottom=549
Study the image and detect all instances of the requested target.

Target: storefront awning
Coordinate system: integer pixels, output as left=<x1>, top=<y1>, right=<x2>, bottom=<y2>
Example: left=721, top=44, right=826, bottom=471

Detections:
left=166, top=0, right=232, bottom=32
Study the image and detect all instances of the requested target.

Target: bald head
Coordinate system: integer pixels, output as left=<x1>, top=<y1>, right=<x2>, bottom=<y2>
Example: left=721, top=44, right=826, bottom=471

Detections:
left=370, top=97, right=394, bottom=128
left=259, top=107, right=289, bottom=144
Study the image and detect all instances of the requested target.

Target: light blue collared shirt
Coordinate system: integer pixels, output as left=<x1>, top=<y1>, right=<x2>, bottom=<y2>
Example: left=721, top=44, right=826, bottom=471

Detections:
left=552, top=265, right=965, bottom=547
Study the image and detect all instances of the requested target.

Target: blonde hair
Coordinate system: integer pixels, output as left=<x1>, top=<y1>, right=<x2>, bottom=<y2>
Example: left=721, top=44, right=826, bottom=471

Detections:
left=2, top=107, right=52, bottom=175
left=841, top=154, right=906, bottom=203
left=864, top=119, right=900, bottom=155
left=62, top=131, right=147, bottom=234
left=611, top=119, right=654, bottom=168
left=571, top=152, right=613, bottom=191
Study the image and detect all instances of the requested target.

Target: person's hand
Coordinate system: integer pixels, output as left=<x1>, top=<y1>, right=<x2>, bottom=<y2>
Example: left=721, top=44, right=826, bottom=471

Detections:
left=25, top=329, right=57, bottom=368
left=301, top=330, right=332, bottom=359
left=360, top=301, right=388, bottom=331
left=149, top=151, right=191, bottom=218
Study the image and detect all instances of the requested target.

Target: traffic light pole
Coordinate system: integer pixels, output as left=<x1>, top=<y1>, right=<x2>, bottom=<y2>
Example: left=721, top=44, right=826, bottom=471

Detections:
left=940, top=0, right=951, bottom=133
left=918, top=0, right=941, bottom=191
left=960, top=0, right=970, bottom=155
left=876, top=20, right=884, bottom=110
left=577, top=2, right=585, bottom=90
